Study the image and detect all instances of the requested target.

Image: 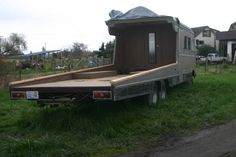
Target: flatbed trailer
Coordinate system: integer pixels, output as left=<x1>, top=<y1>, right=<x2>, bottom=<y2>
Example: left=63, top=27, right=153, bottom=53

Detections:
left=9, top=7, right=196, bottom=105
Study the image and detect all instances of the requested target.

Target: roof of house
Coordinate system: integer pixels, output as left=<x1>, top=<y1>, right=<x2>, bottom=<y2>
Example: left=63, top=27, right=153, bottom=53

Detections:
left=23, top=50, right=61, bottom=57
left=216, top=31, right=236, bottom=40
left=7, top=50, right=61, bottom=59
left=191, top=26, right=219, bottom=37
left=216, top=22, right=236, bottom=40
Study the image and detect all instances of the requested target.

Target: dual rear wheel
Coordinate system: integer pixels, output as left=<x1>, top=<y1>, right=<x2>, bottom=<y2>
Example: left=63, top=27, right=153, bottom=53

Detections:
left=148, top=80, right=167, bottom=105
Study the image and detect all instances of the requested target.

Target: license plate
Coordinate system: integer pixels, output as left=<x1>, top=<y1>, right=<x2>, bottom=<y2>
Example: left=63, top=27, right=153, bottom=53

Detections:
left=26, top=91, right=39, bottom=99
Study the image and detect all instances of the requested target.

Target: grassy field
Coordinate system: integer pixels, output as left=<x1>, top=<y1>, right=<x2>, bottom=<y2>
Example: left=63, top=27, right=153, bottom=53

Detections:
left=1, top=65, right=236, bottom=157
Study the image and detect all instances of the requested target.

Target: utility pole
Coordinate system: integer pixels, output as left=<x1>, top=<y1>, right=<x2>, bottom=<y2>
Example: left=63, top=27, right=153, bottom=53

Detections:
left=0, top=36, right=2, bottom=55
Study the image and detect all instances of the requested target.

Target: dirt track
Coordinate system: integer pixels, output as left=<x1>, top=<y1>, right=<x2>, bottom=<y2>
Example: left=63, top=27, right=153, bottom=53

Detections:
left=113, top=120, right=236, bottom=157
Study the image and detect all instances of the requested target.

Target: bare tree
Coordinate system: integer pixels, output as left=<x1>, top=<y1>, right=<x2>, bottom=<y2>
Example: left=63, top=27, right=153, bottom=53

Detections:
left=71, top=42, right=88, bottom=58
left=0, top=33, right=27, bottom=56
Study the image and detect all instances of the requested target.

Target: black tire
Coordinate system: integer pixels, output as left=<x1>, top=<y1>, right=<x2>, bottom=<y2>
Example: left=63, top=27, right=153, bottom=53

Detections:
left=159, top=80, right=167, bottom=100
left=147, top=90, right=158, bottom=105
left=147, top=80, right=167, bottom=105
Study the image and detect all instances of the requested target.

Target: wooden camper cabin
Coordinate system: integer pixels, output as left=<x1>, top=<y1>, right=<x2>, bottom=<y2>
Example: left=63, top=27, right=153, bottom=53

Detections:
left=108, top=18, right=177, bottom=74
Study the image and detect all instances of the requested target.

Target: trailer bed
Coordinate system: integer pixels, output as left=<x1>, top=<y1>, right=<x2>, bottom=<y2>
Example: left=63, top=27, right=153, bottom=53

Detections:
left=12, top=75, right=129, bottom=90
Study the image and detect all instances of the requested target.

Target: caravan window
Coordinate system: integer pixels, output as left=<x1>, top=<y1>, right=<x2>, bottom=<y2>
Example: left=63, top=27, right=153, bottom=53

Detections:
left=188, top=37, right=191, bottom=50
left=148, top=33, right=156, bottom=64
left=184, top=36, right=191, bottom=50
left=184, top=36, right=187, bottom=49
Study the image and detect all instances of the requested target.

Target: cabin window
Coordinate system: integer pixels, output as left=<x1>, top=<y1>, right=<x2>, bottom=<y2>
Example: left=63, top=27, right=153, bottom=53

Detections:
left=184, top=36, right=187, bottom=49
left=148, top=33, right=156, bottom=64
left=188, top=37, right=191, bottom=50
left=184, top=36, right=191, bottom=50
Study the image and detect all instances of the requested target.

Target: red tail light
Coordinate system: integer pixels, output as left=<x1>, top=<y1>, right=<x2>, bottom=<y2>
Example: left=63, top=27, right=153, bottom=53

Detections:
left=11, top=91, right=26, bottom=99
left=93, top=91, right=112, bottom=100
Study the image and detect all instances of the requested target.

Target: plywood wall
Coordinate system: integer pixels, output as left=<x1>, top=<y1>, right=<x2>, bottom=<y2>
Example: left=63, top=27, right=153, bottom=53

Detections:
left=114, top=23, right=176, bottom=73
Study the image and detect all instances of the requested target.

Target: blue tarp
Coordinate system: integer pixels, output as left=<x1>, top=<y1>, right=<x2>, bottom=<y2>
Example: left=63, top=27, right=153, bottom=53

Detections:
left=108, top=6, right=158, bottom=20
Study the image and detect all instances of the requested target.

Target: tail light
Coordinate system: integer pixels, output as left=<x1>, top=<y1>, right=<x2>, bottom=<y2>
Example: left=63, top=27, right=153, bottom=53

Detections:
left=11, top=91, right=26, bottom=99
left=93, top=91, right=112, bottom=100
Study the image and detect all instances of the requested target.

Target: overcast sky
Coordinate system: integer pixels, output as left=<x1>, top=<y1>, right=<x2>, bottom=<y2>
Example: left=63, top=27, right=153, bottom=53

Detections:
left=0, top=0, right=235, bottom=53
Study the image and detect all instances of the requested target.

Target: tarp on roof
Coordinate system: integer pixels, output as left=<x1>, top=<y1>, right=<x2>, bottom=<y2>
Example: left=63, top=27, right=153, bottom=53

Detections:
left=108, top=6, right=158, bottom=21
left=229, top=22, right=236, bottom=31
left=106, top=6, right=194, bottom=35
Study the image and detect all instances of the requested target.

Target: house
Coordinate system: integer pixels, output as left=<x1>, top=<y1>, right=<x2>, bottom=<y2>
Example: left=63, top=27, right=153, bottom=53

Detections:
left=23, top=49, right=61, bottom=61
left=191, top=26, right=219, bottom=50
left=216, top=22, right=236, bottom=62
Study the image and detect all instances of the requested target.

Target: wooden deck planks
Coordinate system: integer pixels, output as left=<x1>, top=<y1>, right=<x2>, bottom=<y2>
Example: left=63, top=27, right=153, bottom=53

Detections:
left=19, top=75, right=129, bottom=88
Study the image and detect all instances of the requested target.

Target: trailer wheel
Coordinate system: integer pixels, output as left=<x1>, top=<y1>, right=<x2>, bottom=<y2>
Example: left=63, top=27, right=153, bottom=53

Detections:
left=159, top=80, right=167, bottom=99
left=147, top=90, right=158, bottom=105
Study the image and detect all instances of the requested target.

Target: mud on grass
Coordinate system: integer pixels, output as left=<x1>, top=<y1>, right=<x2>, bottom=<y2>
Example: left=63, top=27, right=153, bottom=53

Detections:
left=0, top=70, right=236, bottom=157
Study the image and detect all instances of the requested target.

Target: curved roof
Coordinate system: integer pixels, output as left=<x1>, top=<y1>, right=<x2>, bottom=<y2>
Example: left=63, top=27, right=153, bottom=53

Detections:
left=229, top=22, right=236, bottom=31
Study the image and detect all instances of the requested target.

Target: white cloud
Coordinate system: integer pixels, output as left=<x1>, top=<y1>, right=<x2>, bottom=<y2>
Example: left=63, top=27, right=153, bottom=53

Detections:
left=0, top=0, right=235, bottom=53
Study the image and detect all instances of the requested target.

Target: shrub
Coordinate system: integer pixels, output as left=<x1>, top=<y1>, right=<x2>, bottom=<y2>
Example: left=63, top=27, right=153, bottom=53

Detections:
left=0, top=59, right=16, bottom=88
left=222, top=64, right=229, bottom=69
left=197, top=44, right=216, bottom=57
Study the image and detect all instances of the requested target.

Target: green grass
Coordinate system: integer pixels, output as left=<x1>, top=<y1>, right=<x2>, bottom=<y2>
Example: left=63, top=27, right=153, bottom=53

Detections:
left=1, top=65, right=236, bottom=157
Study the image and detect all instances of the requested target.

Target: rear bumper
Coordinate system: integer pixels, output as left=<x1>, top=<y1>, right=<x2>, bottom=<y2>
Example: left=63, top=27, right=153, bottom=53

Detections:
left=10, top=86, right=112, bottom=100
